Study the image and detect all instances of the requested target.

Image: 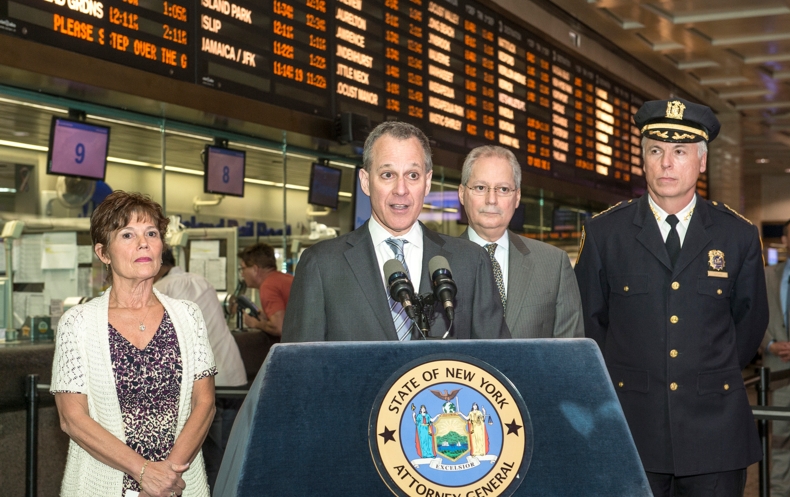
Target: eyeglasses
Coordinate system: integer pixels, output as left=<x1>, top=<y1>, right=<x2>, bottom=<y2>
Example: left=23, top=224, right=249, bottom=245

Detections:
left=464, top=184, right=517, bottom=197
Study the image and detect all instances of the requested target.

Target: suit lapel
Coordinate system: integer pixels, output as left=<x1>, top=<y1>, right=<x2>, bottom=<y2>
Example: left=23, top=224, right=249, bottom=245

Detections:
left=635, top=194, right=673, bottom=271
left=506, top=232, right=531, bottom=329
left=343, top=222, right=398, bottom=338
left=421, top=225, right=449, bottom=295
left=672, top=195, right=712, bottom=276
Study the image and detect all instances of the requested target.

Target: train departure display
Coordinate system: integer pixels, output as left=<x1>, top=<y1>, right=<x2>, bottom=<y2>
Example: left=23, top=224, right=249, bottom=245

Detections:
left=0, top=0, right=690, bottom=196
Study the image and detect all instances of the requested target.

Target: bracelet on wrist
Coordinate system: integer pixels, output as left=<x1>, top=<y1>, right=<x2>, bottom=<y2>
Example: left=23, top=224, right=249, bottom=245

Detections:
left=139, top=460, right=150, bottom=487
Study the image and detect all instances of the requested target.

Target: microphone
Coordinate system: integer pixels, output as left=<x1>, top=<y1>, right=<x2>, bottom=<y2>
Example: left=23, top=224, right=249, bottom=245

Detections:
left=237, top=295, right=261, bottom=319
left=429, top=256, right=457, bottom=321
left=384, top=259, right=417, bottom=319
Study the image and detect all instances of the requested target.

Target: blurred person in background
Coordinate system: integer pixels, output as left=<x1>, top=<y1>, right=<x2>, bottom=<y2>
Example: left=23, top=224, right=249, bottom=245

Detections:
left=762, top=219, right=790, bottom=497
left=237, top=243, right=293, bottom=337
left=51, top=191, right=216, bottom=497
left=155, top=247, right=247, bottom=493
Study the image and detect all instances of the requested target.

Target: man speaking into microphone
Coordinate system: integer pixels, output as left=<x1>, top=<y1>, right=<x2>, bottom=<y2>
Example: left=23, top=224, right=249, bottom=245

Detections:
left=282, top=121, right=510, bottom=342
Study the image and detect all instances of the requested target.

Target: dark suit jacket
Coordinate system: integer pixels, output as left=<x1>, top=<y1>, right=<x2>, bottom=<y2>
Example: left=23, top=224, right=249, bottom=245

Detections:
left=461, top=230, right=583, bottom=338
left=763, top=261, right=790, bottom=375
left=282, top=221, right=510, bottom=341
left=574, top=194, right=768, bottom=476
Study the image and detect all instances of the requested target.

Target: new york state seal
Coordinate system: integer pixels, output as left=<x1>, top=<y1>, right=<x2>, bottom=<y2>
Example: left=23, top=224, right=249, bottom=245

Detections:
left=369, top=355, right=532, bottom=497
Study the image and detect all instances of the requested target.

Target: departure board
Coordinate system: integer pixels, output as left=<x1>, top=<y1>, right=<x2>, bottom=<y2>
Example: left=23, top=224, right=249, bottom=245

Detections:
left=2, top=0, right=194, bottom=80
left=196, top=0, right=332, bottom=116
left=0, top=0, right=663, bottom=196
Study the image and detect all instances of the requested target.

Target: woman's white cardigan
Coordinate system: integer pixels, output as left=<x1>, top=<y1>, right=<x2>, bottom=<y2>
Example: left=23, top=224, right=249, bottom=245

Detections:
left=51, top=288, right=215, bottom=497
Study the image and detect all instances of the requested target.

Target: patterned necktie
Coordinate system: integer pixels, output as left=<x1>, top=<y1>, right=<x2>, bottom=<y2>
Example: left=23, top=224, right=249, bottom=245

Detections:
left=665, top=214, right=681, bottom=268
left=485, top=243, right=506, bottom=313
left=385, top=238, right=412, bottom=341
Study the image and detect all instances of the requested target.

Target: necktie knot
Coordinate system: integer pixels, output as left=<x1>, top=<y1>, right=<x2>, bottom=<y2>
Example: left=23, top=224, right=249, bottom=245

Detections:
left=386, top=238, right=407, bottom=257
left=485, top=243, right=497, bottom=257
left=666, top=214, right=679, bottom=228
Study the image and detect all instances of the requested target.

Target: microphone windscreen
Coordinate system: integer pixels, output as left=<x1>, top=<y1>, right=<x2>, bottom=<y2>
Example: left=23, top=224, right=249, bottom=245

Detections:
left=429, top=255, right=451, bottom=276
left=384, top=259, right=407, bottom=279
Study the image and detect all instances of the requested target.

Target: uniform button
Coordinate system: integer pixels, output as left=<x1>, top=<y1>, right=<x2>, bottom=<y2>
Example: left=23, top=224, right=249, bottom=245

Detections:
left=624, top=286, right=629, bottom=292
left=618, top=381, right=624, bottom=388
left=717, top=289, right=722, bottom=295
left=712, top=201, right=718, bottom=206
left=724, top=383, right=730, bottom=391
left=671, top=282, right=680, bottom=290
left=670, top=349, right=678, bottom=358
left=670, top=382, right=678, bottom=391
left=670, top=315, right=679, bottom=324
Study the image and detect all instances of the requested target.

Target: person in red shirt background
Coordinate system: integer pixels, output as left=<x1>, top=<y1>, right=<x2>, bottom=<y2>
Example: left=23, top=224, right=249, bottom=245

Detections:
left=238, top=243, right=293, bottom=337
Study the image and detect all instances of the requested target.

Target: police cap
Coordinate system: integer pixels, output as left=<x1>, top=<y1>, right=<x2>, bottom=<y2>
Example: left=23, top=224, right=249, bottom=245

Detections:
left=633, top=98, right=720, bottom=143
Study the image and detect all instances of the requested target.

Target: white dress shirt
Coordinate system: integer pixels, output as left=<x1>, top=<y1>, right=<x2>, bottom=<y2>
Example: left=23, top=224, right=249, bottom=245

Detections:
left=466, top=227, right=509, bottom=296
left=648, top=194, right=696, bottom=247
left=368, top=217, right=424, bottom=293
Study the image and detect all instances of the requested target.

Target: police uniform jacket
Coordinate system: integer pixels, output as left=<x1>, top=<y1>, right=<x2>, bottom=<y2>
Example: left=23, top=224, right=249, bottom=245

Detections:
left=574, top=193, right=768, bottom=476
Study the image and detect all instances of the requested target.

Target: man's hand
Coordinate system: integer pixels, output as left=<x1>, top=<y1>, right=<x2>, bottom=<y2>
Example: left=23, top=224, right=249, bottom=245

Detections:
left=243, top=312, right=268, bottom=331
left=770, top=341, right=790, bottom=362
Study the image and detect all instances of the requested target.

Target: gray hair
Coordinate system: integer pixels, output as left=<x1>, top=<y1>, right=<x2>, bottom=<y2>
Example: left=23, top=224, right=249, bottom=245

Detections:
left=641, top=137, right=707, bottom=160
left=461, top=145, right=521, bottom=187
left=362, top=121, right=432, bottom=173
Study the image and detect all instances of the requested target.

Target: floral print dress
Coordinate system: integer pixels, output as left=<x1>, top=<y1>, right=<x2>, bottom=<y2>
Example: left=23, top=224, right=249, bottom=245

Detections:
left=109, top=311, right=216, bottom=495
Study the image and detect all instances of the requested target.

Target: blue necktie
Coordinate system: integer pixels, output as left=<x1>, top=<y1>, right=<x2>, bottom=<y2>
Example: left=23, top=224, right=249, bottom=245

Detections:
left=386, top=238, right=412, bottom=341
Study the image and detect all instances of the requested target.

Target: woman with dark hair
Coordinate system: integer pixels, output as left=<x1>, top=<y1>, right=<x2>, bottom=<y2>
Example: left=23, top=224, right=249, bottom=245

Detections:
left=51, top=191, right=216, bottom=497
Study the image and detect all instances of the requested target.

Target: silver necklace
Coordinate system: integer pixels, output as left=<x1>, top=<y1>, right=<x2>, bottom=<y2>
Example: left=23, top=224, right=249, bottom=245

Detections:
left=116, top=297, right=154, bottom=331
left=138, top=304, right=152, bottom=331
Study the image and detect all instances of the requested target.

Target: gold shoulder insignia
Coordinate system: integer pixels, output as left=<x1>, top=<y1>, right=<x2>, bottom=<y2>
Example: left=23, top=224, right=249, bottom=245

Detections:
left=575, top=225, right=586, bottom=267
left=716, top=202, right=753, bottom=225
left=592, top=201, right=624, bottom=218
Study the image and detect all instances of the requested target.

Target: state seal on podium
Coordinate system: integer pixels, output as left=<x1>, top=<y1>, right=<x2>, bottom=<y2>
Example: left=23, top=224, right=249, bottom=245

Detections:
left=369, top=354, right=532, bottom=497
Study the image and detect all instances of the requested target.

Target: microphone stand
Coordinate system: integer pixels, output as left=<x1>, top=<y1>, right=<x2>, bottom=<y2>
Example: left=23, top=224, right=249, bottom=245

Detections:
left=412, top=292, right=455, bottom=340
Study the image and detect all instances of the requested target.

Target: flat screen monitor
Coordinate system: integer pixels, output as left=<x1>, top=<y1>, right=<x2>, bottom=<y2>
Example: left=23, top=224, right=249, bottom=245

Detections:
left=353, top=166, right=372, bottom=229
left=308, top=162, right=342, bottom=209
left=204, top=145, right=246, bottom=197
left=767, top=247, right=779, bottom=266
left=47, top=116, right=110, bottom=180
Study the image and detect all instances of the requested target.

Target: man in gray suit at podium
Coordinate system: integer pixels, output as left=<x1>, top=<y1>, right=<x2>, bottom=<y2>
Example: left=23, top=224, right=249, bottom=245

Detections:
left=282, top=122, right=509, bottom=342
left=458, top=145, right=583, bottom=339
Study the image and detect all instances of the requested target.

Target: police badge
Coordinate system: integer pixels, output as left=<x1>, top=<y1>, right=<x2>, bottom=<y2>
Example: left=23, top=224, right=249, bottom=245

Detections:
left=707, top=250, right=728, bottom=278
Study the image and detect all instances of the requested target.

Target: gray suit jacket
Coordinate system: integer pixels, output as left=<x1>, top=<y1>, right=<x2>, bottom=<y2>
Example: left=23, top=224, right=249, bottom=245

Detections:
left=763, top=261, right=790, bottom=373
left=462, top=229, right=583, bottom=339
left=282, top=221, right=510, bottom=341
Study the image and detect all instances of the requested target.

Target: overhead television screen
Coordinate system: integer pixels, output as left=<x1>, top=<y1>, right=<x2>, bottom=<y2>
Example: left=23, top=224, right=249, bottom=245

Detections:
left=205, top=146, right=246, bottom=197
left=47, top=117, right=110, bottom=181
left=308, top=162, right=342, bottom=209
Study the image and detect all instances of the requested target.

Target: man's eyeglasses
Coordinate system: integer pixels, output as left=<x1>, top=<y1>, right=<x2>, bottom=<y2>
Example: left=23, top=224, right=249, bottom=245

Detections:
left=464, top=184, right=517, bottom=197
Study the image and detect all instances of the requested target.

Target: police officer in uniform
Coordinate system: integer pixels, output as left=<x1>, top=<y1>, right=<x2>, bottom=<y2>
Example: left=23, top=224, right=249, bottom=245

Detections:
left=574, top=98, right=768, bottom=496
